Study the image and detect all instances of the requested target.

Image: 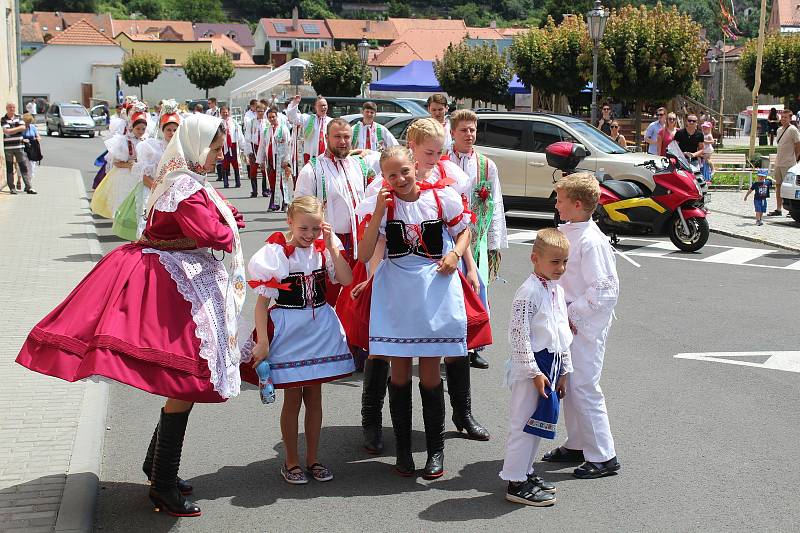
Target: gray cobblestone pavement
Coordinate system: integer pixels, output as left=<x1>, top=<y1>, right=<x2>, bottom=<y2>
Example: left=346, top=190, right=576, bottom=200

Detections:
left=707, top=189, right=800, bottom=251
left=0, top=167, right=105, bottom=532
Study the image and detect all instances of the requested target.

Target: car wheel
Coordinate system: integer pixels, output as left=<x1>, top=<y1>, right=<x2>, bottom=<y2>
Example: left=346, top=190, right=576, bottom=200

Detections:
left=789, top=210, right=800, bottom=224
left=57, top=125, right=64, bottom=137
left=46, top=126, right=52, bottom=136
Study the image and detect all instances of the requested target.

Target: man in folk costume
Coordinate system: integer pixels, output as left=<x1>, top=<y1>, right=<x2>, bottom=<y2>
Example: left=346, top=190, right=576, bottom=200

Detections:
left=295, top=118, right=372, bottom=305
left=427, top=93, right=452, bottom=153
left=219, top=105, right=245, bottom=188
left=256, top=107, right=293, bottom=212
left=287, top=94, right=332, bottom=165
left=243, top=103, right=269, bottom=198
left=447, top=109, right=508, bottom=369
left=243, top=99, right=258, bottom=126
left=351, top=101, right=398, bottom=151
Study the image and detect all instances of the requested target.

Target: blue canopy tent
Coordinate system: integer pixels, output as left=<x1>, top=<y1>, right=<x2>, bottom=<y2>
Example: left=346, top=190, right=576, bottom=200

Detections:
left=370, top=60, right=442, bottom=92
left=509, top=76, right=594, bottom=95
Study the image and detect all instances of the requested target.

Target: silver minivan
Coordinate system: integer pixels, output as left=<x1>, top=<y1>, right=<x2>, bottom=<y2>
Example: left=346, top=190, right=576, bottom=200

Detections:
left=45, top=103, right=97, bottom=138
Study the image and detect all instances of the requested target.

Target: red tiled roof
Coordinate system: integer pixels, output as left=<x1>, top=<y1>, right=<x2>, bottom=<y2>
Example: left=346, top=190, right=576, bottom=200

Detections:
left=259, top=18, right=332, bottom=39
left=112, top=19, right=195, bottom=40
left=325, top=19, right=398, bottom=41
left=771, top=0, right=800, bottom=27
left=21, top=22, right=45, bottom=43
left=369, top=28, right=468, bottom=67
left=207, top=34, right=255, bottom=65
left=29, top=11, right=113, bottom=35
left=194, top=23, right=256, bottom=48
left=46, top=18, right=118, bottom=46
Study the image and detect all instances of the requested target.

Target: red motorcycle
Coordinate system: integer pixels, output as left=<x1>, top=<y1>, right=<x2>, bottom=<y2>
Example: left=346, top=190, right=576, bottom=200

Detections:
left=546, top=140, right=709, bottom=252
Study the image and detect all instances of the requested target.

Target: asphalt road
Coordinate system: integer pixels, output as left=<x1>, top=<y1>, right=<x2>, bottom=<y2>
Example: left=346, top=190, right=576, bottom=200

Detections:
left=39, top=134, right=800, bottom=532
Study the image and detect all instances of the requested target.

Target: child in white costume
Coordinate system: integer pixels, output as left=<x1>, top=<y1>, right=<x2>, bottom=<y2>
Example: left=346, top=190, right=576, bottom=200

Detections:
left=542, top=172, right=620, bottom=479
left=500, top=228, right=572, bottom=507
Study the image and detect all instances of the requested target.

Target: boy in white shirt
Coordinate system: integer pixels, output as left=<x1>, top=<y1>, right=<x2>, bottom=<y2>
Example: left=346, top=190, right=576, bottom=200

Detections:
left=501, top=228, right=572, bottom=507
left=542, top=173, right=620, bottom=479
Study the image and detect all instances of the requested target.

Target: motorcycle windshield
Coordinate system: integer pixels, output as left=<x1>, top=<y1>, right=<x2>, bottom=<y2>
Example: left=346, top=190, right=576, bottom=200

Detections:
left=666, top=141, right=692, bottom=171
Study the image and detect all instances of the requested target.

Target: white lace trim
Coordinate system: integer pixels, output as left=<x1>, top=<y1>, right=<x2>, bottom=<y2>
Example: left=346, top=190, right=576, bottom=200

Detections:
left=506, top=297, right=543, bottom=385
left=143, top=248, right=242, bottom=399
left=153, top=173, right=203, bottom=213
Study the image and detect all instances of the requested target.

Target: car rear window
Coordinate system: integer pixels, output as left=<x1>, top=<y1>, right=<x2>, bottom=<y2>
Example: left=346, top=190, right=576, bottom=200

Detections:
left=476, top=119, right=528, bottom=150
left=389, top=118, right=414, bottom=140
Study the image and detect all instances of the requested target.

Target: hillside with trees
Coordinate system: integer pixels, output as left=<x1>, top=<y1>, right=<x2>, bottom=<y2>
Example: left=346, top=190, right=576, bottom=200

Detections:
left=23, top=0, right=771, bottom=43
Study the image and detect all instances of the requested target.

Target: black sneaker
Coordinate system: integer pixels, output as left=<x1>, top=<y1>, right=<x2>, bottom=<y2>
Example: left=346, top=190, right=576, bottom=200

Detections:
left=26, top=189, right=37, bottom=195
left=767, top=209, right=782, bottom=216
left=527, top=473, right=556, bottom=494
left=505, top=480, right=556, bottom=507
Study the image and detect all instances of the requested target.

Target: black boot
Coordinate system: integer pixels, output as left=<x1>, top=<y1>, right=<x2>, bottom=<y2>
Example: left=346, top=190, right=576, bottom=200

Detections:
left=148, top=409, right=201, bottom=517
left=420, top=381, right=445, bottom=480
left=445, top=357, right=490, bottom=441
left=361, top=358, right=389, bottom=454
left=142, top=419, right=193, bottom=495
left=249, top=177, right=258, bottom=198
left=388, top=380, right=415, bottom=476
left=469, top=350, right=489, bottom=369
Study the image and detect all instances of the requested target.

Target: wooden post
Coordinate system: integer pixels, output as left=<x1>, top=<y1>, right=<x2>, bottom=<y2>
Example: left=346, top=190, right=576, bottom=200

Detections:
left=748, top=0, right=769, bottom=160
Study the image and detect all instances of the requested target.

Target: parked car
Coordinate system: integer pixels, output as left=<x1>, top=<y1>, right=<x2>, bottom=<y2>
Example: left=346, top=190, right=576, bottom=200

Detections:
left=341, top=112, right=421, bottom=127
left=780, top=162, right=800, bottom=223
left=296, top=97, right=427, bottom=117
left=391, top=111, right=657, bottom=213
left=45, top=103, right=97, bottom=137
left=89, top=104, right=108, bottom=127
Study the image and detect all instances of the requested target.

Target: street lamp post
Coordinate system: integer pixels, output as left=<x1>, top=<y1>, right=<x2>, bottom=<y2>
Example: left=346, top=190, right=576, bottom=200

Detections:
left=586, top=0, right=609, bottom=127
left=358, top=37, right=370, bottom=98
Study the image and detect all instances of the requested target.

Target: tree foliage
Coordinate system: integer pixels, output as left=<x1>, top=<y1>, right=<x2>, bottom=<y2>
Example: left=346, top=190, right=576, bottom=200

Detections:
left=306, top=46, right=370, bottom=97
left=120, top=52, right=162, bottom=99
left=508, top=15, right=591, bottom=100
left=300, top=0, right=336, bottom=19
left=739, top=33, right=800, bottom=100
left=183, top=50, right=236, bottom=98
left=598, top=3, right=705, bottom=102
left=166, top=0, right=225, bottom=23
left=434, top=42, right=511, bottom=104
left=32, top=0, right=96, bottom=11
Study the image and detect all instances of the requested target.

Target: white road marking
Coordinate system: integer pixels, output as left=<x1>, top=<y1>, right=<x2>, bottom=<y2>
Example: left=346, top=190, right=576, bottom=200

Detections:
left=674, top=351, right=800, bottom=373
left=701, top=247, right=772, bottom=265
left=785, top=260, right=800, bottom=270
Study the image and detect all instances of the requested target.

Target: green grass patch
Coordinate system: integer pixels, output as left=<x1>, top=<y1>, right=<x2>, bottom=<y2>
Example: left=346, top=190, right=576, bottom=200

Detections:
left=711, top=172, right=752, bottom=187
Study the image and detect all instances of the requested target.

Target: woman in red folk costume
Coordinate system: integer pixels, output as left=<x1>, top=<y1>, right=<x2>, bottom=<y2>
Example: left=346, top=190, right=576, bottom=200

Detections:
left=16, top=114, right=247, bottom=518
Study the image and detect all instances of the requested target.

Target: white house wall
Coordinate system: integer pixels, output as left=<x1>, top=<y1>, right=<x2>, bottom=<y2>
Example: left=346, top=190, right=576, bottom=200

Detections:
left=91, top=64, right=271, bottom=105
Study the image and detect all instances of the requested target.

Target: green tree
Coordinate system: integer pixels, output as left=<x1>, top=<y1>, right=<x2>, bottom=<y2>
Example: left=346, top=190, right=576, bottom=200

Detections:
left=434, top=42, right=511, bottom=105
left=183, top=50, right=236, bottom=98
left=451, top=3, right=489, bottom=26
left=120, top=52, right=162, bottom=99
left=508, top=16, right=591, bottom=102
left=127, top=0, right=165, bottom=19
left=96, top=0, right=129, bottom=18
left=167, top=0, right=225, bottom=23
left=598, top=3, right=705, bottom=144
left=739, top=32, right=800, bottom=104
left=291, top=48, right=300, bottom=59
left=300, top=0, right=336, bottom=19
left=306, top=46, right=370, bottom=97
left=387, top=0, right=411, bottom=17
left=31, top=0, right=96, bottom=10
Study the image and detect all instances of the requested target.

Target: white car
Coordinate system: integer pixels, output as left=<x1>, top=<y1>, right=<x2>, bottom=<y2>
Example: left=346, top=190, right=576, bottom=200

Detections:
left=779, top=162, right=800, bottom=223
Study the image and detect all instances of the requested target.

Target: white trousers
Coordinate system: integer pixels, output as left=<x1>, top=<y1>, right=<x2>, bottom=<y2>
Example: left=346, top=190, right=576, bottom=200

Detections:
left=500, top=379, right=543, bottom=482
left=562, top=327, right=616, bottom=462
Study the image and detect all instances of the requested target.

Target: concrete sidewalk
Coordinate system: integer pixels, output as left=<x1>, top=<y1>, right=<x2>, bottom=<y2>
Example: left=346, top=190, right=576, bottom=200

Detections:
left=0, top=167, right=107, bottom=532
left=706, top=189, right=800, bottom=251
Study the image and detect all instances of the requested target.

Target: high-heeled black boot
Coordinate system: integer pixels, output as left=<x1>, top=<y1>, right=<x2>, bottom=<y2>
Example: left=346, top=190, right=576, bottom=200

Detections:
left=445, top=357, right=490, bottom=441
left=420, top=380, right=445, bottom=480
left=388, top=380, right=415, bottom=476
left=148, top=409, right=201, bottom=517
left=142, top=414, right=193, bottom=495
left=361, top=358, right=389, bottom=454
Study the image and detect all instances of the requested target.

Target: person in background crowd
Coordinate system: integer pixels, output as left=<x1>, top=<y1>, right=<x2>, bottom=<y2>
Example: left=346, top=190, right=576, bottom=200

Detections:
left=244, top=103, right=269, bottom=198
left=744, top=169, right=772, bottom=226
left=597, top=104, right=613, bottom=136
left=25, top=100, right=36, bottom=116
left=351, top=101, right=398, bottom=151
left=656, top=113, right=678, bottom=156
left=243, top=99, right=258, bottom=125
left=205, top=97, right=220, bottom=118
left=767, top=108, right=780, bottom=146
left=21, top=113, right=43, bottom=185
left=674, top=114, right=705, bottom=160
left=644, top=107, right=666, bottom=155
left=256, top=107, right=293, bottom=211
left=610, top=122, right=626, bottom=149
left=2, top=102, right=34, bottom=195
left=193, top=104, right=204, bottom=114
left=287, top=94, right=331, bottom=164
left=700, top=121, right=715, bottom=183
left=219, top=105, right=244, bottom=189
left=426, top=94, right=452, bottom=153
left=769, top=109, right=800, bottom=217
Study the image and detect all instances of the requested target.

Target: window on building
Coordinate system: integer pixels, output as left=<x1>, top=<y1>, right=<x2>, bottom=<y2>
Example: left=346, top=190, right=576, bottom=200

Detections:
left=231, top=53, right=241, bottom=60
left=278, top=40, right=293, bottom=49
left=165, top=58, right=176, bottom=65
left=296, top=39, right=324, bottom=53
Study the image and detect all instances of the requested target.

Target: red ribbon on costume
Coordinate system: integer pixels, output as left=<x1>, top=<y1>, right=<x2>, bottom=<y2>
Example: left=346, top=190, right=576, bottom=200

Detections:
left=357, top=214, right=373, bottom=242
left=266, top=231, right=325, bottom=258
left=419, top=176, right=454, bottom=191
left=247, top=278, right=292, bottom=290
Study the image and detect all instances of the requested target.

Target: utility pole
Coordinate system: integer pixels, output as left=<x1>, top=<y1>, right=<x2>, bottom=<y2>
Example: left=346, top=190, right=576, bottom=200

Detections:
left=748, top=0, right=768, bottom=160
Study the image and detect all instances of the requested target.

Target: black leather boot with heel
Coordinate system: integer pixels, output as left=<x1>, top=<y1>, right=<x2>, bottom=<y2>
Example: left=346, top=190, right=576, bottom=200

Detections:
left=445, top=357, right=490, bottom=441
left=142, top=412, right=193, bottom=496
left=361, top=358, right=389, bottom=454
left=388, top=380, right=415, bottom=476
left=420, top=381, right=445, bottom=480
left=148, top=409, right=201, bottom=517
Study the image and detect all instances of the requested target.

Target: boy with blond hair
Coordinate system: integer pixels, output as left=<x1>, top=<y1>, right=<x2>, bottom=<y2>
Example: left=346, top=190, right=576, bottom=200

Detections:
left=542, top=173, right=621, bottom=479
left=501, top=228, right=572, bottom=506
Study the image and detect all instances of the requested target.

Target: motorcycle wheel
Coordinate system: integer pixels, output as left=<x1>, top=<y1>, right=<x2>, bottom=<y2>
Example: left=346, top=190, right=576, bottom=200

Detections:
left=668, top=215, right=709, bottom=252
